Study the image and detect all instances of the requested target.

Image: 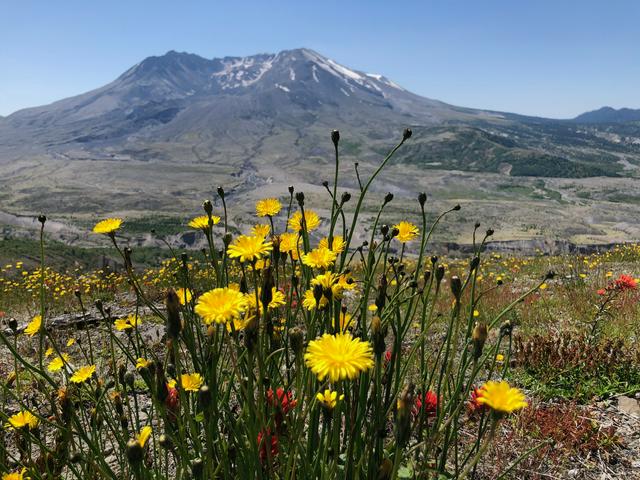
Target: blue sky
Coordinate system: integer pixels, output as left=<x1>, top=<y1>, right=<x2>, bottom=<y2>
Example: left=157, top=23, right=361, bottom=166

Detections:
left=1, top=1, right=638, bottom=118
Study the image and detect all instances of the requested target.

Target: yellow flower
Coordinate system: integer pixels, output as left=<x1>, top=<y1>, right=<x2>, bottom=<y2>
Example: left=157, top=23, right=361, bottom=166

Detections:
left=47, top=354, right=70, bottom=372
left=66, top=338, right=75, bottom=347
left=6, top=410, right=39, bottom=430
left=246, top=287, right=286, bottom=312
left=539, top=283, right=547, bottom=290
left=316, top=389, right=345, bottom=410
left=181, top=373, right=204, bottom=392
left=301, top=247, right=337, bottom=269
left=319, top=235, right=345, bottom=253
left=45, top=347, right=54, bottom=357
left=114, top=314, right=140, bottom=331
left=477, top=380, right=528, bottom=414
left=92, top=218, right=123, bottom=235
left=304, top=333, right=374, bottom=382
left=24, top=315, right=42, bottom=337
left=188, top=215, right=220, bottom=231
left=135, top=426, right=152, bottom=448
left=335, top=311, right=353, bottom=332
left=495, top=353, right=505, bottom=362
left=252, top=224, right=271, bottom=238
left=302, top=289, right=329, bottom=311
left=256, top=198, right=282, bottom=217
left=279, top=232, right=302, bottom=259
left=473, top=310, right=480, bottom=317
left=70, top=364, right=96, bottom=384
left=393, top=221, right=419, bottom=243
left=195, top=287, right=248, bottom=324
left=175, top=287, right=193, bottom=305
left=136, top=358, right=152, bottom=370
left=227, top=235, right=273, bottom=263
left=2, top=468, right=28, bottom=480
left=288, top=210, right=320, bottom=232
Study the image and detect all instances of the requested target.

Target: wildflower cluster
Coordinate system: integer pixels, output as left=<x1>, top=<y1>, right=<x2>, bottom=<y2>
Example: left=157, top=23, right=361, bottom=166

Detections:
left=0, top=129, right=535, bottom=479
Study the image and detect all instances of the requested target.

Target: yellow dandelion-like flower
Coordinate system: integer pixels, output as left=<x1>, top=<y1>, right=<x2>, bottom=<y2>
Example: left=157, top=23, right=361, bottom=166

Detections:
left=393, top=221, right=419, bottom=243
left=477, top=380, right=528, bottom=414
left=335, top=311, right=353, bottom=332
left=288, top=210, right=320, bottom=232
left=114, top=314, right=140, bottom=331
left=175, top=287, right=193, bottom=305
left=136, top=358, right=152, bottom=370
left=279, top=232, right=302, bottom=259
left=181, top=373, right=204, bottom=392
left=45, top=347, right=54, bottom=357
left=316, top=389, right=345, bottom=410
left=227, top=235, right=273, bottom=263
left=256, top=198, right=282, bottom=217
left=2, top=468, right=28, bottom=480
left=47, top=354, right=70, bottom=372
left=302, top=288, right=329, bottom=311
left=70, top=364, right=96, bottom=384
left=246, top=287, right=287, bottom=311
left=188, top=215, right=220, bottom=231
left=135, top=425, right=152, bottom=448
left=319, top=235, right=346, bottom=253
left=304, top=332, right=374, bottom=382
left=66, top=338, right=75, bottom=347
left=195, top=287, right=248, bottom=325
left=92, top=218, right=123, bottom=235
left=6, top=410, right=39, bottom=430
left=252, top=224, right=271, bottom=238
left=301, top=247, right=338, bottom=269
left=24, top=315, right=42, bottom=337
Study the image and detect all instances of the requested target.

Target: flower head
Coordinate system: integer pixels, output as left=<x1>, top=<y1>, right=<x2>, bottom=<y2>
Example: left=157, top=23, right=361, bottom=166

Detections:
left=252, top=224, right=271, bottom=238
left=136, top=358, right=152, bottom=370
left=114, top=314, right=140, bottom=331
left=316, top=389, right=344, bottom=410
left=256, top=198, right=282, bottom=217
left=301, top=247, right=337, bottom=269
left=288, top=210, right=320, bottom=232
left=47, top=353, right=70, bottom=373
left=188, top=215, right=220, bottom=231
left=304, top=333, right=374, bottom=382
left=278, top=232, right=302, bottom=259
left=413, top=391, right=438, bottom=417
left=180, top=373, right=204, bottom=392
left=93, top=218, right=123, bottom=235
left=6, top=410, right=39, bottom=430
left=24, top=315, right=42, bottom=337
left=319, top=235, right=346, bottom=253
left=195, top=287, right=248, bottom=324
left=135, top=426, right=152, bottom=448
left=614, top=274, right=637, bottom=291
left=2, top=468, right=28, bottom=480
left=266, top=387, right=297, bottom=415
left=227, top=235, right=273, bottom=263
left=393, top=221, right=419, bottom=243
left=70, top=364, right=96, bottom=384
left=257, top=430, right=279, bottom=463
left=476, top=380, right=528, bottom=414
left=175, top=287, right=193, bottom=306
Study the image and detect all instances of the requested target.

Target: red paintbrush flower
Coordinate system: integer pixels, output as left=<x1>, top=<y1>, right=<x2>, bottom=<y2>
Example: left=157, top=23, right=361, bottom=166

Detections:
left=413, top=390, right=438, bottom=417
left=613, top=274, right=637, bottom=291
left=257, top=429, right=279, bottom=463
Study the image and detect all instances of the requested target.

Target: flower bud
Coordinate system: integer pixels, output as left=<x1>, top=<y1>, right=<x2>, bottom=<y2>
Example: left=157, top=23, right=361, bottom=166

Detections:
left=124, top=247, right=133, bottom=270
left=380, top=224, right=389, bottom=236
left=418, top=192, right=427, bottom=207
left=8, top=318, right=18, bottom=332
left=331, top=129, right=340, bottom=146
left=198, top=385, right=212, bottom=410
left=165, top=289, right=182, bottom=340
left=126, top=439, right=144, bottom=465
left=435, top=265, right=445, bottom=282
left=472, top=322, right=488, bottom=360
left=341, top=192, right=351, bottom=204
left=453, top=204, right=461, bottom=211
left=217, top=187, right=225, bottom=199
left=384, top=192, right=394, bottom=204
left=295, top=192, right=305, bottom=206
left=203, top=200, right=213, bottom=215
left=159, top=434, right=173, bottom=450
left=288, top=327, right=304, bottom=356
left=470, top=256, right=480, bottom=272
left=288, top=185, right=294, bottom=195
left=450, top=276, right=462, bottom=300
left=402, top=128, right=412, bottom=141
left=371, top=316, right=387, bottom=357
left=486, top=228, right=494, bottom=236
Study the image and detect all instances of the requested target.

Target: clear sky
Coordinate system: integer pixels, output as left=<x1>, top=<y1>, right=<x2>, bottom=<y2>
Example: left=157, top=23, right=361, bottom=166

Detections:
left=1, top=0, right=639, bottom=118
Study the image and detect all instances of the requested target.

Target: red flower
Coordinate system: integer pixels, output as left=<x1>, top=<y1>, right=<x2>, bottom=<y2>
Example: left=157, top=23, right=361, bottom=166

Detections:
left=257, top=429, right=279, bottom=463
left=165, top=383, right=180, bottom=422
left=614, top=274, right=637, bottom=291
left=413, top=390, right=438, bottom=417
left=266, top=387, right=297, bottom=415
left=467, top=387, right=487, bottom=414
left=384, top=350, right=393, bottom=364
left=597, top=288, right=606, bottom=296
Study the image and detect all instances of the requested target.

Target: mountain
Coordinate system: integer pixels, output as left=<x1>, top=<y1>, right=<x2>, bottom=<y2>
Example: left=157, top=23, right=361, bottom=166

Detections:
left=572, top=106, right=640, bottom=124
left=1, top=48, right=640, bottom=247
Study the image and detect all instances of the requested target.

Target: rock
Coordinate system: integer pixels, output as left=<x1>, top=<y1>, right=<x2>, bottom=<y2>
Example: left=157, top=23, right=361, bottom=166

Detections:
left=617, top=396, right=640, bottom=416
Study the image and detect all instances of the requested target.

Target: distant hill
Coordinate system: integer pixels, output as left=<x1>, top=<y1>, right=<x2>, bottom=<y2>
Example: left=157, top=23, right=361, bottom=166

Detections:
left=572, top=106, right=640, bottom=124
left=0, top=48, right=639, bottom=219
